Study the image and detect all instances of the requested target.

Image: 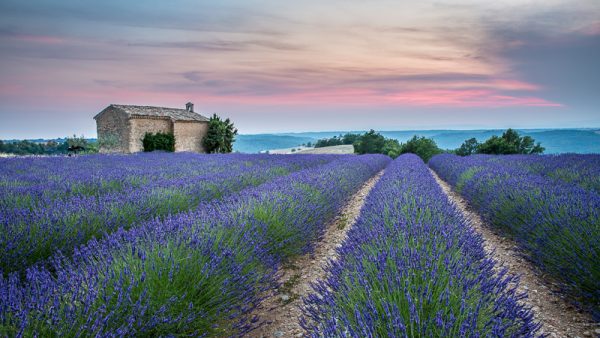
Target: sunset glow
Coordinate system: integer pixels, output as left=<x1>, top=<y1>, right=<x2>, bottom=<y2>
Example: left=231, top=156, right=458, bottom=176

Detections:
left=0, top=0, right=599, bottom=137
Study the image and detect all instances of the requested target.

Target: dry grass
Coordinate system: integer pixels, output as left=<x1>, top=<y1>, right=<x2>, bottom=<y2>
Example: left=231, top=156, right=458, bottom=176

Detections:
left=296, top=145, right=354, bottom=154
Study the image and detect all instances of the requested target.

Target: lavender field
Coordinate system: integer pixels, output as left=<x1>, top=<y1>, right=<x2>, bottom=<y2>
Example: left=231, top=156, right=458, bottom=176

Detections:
left=303, top=154, right=539, bottom=336
left=0, top=153, right=337, bottom=273
left=1, top=152, right=598, bottom=336
left=0, top=153, right=389, bottom=336
left=430, top=154, right=600, bottom=321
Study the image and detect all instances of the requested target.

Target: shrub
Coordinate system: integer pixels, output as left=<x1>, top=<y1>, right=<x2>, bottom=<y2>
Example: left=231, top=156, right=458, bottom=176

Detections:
left=203, top=114, right=238, bottom=153
left=142, top=132, right=175, bottom=152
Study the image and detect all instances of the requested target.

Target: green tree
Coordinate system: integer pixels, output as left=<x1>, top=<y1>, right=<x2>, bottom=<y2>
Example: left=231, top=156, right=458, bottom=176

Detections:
left=203, top=114, right=238, bottom=153
left=353, top=130, right=386, bottom=155
left=456, top=138, right=480, bottom=156
left=382, top=138, right=402, bottom=158
left=398, top=135, right=442, bottom=162
left=65, top=134, right=98, bottom=153
left=314, top=133, right=360, bottom=148
left=66, top=135, right=86, bottom=148
left=478, top=129, right=544, bottom=154
left=0, top=138, right=79, bottom=155
left=342, top=133, right=360, bottom=145
left=315, top=135, right=341, bottom=147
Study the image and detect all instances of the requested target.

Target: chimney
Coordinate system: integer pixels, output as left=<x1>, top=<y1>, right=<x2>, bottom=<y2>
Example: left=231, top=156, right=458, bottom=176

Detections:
left=185, top=102, right=194, bottom=112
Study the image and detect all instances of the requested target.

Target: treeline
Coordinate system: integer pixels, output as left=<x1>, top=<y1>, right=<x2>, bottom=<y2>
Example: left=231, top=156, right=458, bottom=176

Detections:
left=456, top=129, right=544, bottom=156
left=313, top=128, right=544, bottom=161
left=0, top=135, right=97, bottom=155
left=314, top=131, right=442, bottom=161
left=314, top=133, right=360, bottom=148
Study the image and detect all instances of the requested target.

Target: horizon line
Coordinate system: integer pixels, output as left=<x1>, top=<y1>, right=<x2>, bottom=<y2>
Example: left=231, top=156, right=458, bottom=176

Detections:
left=4, top=126, right=600, bottom=141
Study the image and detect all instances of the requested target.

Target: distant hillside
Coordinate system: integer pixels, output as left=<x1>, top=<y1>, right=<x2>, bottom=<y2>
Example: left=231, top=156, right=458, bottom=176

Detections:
left=526, top=130, right=600, bottom=154
left=421, top=129, right=600, bottom=153
left=233, top=134, right=315, bottom=153
left=234, top=129, right=600, bottom=154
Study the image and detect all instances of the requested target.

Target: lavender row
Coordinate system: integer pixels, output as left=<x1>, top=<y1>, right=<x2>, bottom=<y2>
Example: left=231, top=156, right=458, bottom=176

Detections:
left=1, top=154, right=337, bottom=274
left=0, top=153, right=334, bottom=207
left=303, top=154, right=539, bottom=337
left=429, top=154, right=600, bottom=320
left=1, top=153, right=244, bottom=204
left=507, top=154, right=600, bottom=194
left=430, top=153, right=600, bottom=194
left=0, top=154, right=390, bottom=336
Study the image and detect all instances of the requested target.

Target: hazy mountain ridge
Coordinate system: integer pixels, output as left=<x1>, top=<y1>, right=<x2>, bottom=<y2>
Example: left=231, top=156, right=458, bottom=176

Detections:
left=234, top=129, right=600, bottom=154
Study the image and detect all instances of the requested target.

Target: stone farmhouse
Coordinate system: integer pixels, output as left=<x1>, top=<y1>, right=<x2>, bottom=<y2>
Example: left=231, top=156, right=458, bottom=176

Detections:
left=94, top=102, right=209, bottom=153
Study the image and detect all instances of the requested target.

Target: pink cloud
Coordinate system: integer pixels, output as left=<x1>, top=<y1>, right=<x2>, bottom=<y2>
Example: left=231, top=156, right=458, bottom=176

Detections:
left=11, top=34, right=66, bottom=44
left=491, top=79, right=540, bottom=91
left=385, top=89, right=561, bottom=107
left=0, top=84, right=24, bottom=95
left=0, top=74, right=561, bottom=112
left=192, top=88, right=562, bottom=108
left=581, top=22, right=600, bottom=36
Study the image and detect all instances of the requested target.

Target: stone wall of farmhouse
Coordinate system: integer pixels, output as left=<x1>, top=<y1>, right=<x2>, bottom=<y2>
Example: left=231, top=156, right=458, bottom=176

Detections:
left=96, top=109, right=208, bottom=153
left=174, top=121, right=208, bottom=153
left=129, top=117, right=173, bottom=153
left=96, top=108, right=130, bottom=153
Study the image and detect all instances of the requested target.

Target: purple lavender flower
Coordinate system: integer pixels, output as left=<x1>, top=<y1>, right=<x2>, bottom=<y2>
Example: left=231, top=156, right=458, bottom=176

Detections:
left=429, top=153, right=600, bottom=320
left=303, top=154, right=540, bottom=337
left=0, top=153, right=390, bottom=336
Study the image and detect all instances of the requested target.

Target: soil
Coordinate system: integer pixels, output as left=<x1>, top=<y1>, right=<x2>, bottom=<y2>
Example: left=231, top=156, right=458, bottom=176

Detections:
left=430, top=168, right=599, bottom=338
left=247, top=170, right=385, bottom=338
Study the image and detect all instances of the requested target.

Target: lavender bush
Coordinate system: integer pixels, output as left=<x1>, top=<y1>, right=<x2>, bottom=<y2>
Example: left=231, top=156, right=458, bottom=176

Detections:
left=0, top=154, right=390, bottom=336
left=489, top=154, right=600, bottom=194
left=429, top=154, right=600, bottom=320
left=303, top=154, right=539, bottom=337
left=0, top=153, right=336, bottom=274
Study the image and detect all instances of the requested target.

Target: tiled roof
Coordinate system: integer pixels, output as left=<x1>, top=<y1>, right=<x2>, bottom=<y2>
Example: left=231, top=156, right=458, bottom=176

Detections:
left=97, top=104, right=209, bottom=122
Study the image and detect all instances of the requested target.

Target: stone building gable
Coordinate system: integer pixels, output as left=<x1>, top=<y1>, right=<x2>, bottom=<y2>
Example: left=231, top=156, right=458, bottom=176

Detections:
left=94, top=106, right=131, bottom=153
left=95, top=103, right=209, bottom=153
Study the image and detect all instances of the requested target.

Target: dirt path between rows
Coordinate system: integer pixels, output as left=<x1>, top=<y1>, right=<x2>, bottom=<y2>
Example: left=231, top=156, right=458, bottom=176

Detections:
left=248, top=170, right=385, bottom=338
left=429, top=168, right=598, bottom=338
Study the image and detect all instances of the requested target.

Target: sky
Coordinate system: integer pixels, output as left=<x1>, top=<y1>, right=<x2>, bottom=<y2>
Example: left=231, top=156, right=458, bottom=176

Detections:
left=0, top=0, right=599, bottom=138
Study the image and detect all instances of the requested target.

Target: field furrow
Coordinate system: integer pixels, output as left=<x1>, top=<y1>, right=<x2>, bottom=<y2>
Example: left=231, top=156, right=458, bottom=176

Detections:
left=248, top=169, right=385, bottom=337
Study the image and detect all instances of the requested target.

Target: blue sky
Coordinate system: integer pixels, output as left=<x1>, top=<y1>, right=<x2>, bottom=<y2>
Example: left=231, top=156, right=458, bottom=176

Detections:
left=0, top=0, right=599, bottom=138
